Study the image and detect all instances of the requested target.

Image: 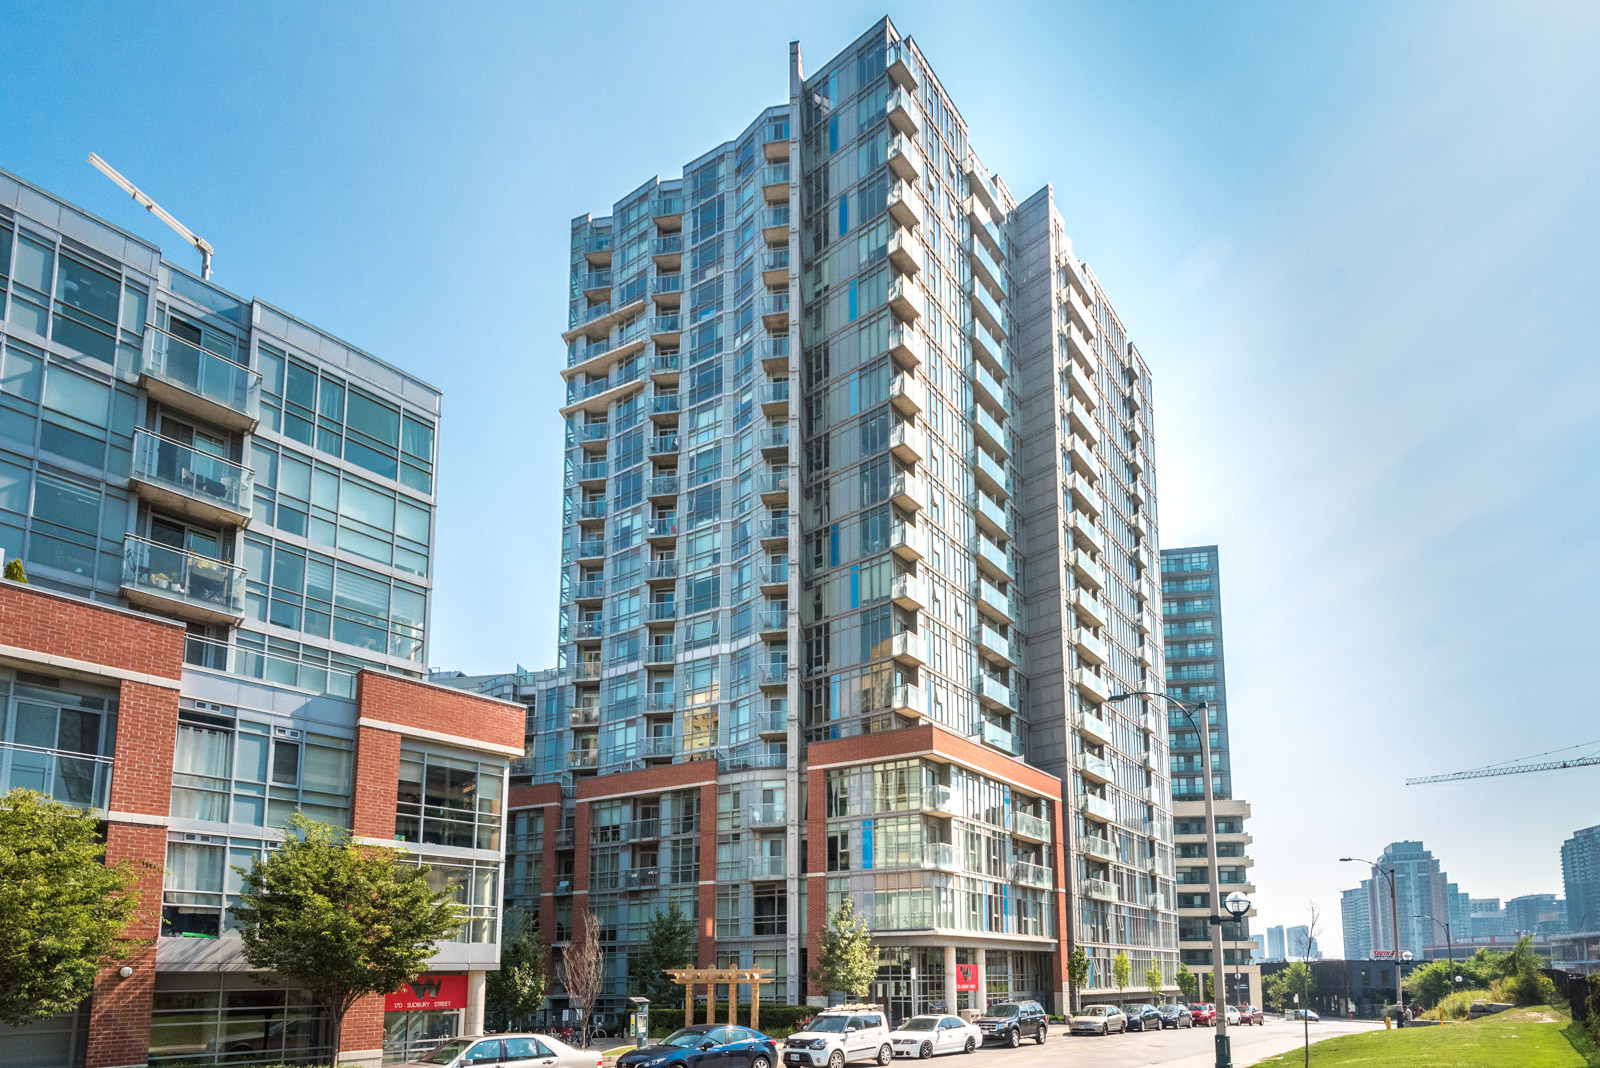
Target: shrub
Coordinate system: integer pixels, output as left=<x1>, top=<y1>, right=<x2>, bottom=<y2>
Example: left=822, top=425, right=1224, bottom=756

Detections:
left=1436, top=987, right=1492, bottom=1020
left=648, top=1004, right=815, bottom=1036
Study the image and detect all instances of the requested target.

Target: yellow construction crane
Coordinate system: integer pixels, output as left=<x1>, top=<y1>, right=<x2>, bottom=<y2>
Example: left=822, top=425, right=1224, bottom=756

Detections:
left=1406, top=740, right=1600, bottom=785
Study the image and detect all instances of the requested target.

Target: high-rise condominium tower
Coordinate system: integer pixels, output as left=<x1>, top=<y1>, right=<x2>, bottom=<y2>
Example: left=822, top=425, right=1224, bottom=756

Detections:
left=517, top=18, right=1171, bottom=1017
left=1563, top=825, right=1600, bottom=934
left=1159, top=545, right=1258, bottom=1005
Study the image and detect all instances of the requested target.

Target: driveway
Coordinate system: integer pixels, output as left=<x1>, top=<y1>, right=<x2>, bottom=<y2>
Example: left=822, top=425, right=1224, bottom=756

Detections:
left=968, top=1018, right=1381, bottom=1067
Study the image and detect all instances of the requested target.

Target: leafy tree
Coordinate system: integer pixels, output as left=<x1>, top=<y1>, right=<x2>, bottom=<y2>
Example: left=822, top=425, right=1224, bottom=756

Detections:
left=231, top=814, right=462, bottom=1058
left=1204, top=970, right=1216, bottom=1001
left=1175, top=960, right=1198, bottom=1002
left=810, top=899, right=878, bottom=1001
left=3, top=558, right=26, bottom=582
left=0, top=789, right=143, bottom=1025
left=1067, top=946, right=1090, bottom=1010
left=487, top=923, right=549, bottom=1030
left=1112, top=951, right=1131, bottom=998
left=1497, top=934, right=1557, bottom=1006
left=629, top=902, right=694, bottom=1006
left=561, top=910, right=605, bottom=1047
left=1403, top=955, right=1495, bottom=1007
left=1145, top=960, right=1165, bottom=1000
left=1263, top=962, right=1315, bottom=1012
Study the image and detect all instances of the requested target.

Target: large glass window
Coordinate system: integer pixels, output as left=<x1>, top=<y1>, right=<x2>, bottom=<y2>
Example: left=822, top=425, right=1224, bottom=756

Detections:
left=395, top=748, right=505, bottom=850
left=0, top=670, right=115, bottom=809
left=169, top=706, right=353, bottom=829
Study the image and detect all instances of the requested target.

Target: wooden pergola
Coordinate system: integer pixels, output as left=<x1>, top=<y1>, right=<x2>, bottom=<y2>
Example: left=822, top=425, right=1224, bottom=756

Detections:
left=665, top=967, right=776, bottom=1030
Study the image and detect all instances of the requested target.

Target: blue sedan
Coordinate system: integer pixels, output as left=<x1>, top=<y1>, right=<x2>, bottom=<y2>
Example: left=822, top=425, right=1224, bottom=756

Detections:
left=617, top=1025, right=778, bottom=1068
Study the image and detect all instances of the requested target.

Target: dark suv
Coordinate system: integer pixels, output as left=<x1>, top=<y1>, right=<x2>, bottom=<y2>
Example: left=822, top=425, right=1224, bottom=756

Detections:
left=973, top=1001, right=1048, bottom=1047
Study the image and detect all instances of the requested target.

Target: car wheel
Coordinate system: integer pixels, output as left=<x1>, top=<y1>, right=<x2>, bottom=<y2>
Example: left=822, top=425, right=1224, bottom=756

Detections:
left=1035, top=1025, right=1046, bottom=1045
left=964, top=1036, right=975, bottom=1054
left=878, top=1043, right=892, bottom=1066
left=829, top=1051, right=845, bottom=1068
left=753, top=1057, right=772, bottom=1068
left=919, top=1040, right=933, bottom=1059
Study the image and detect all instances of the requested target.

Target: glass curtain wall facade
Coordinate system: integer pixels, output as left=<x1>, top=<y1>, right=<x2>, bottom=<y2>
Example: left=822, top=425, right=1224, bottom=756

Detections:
left=524, top=17, right=1176, bottom=1014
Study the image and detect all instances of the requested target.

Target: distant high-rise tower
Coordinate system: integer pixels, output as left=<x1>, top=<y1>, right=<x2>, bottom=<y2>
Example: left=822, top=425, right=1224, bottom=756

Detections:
left=1562, top=825, right=1600, bottom=933
left=1343, top=884, right=1373, bottom=959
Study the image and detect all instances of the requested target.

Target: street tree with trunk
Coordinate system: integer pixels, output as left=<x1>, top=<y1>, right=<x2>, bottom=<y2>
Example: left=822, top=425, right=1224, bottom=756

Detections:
left=1146, top=960, right=1165, bottom=1001
left=628, top=902, right=693, bottom=1007
left=487, top=922, right=549, bottom=1030
left=1176, top=960, right=1198, bottom=1002
left=0, top=789, right=144, bottom=1025
left=810, top=898, right=878, bottom=1001
left=1067, top=946, right=1091, bottom=1011
left=230, top=814, right=462, bottom=1059
left=561, top=910, right=605, bottom=1047
left=1112, top=951, right=1132, bottom=1000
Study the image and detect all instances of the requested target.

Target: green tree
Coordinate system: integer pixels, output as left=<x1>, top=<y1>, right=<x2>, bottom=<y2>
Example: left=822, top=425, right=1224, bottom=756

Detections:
left=3, top=558, right=26, bottom=582
left=230, top=814, right=462, bottom=1058
left=1175, top=960, right=1198, bottom=1002
left=1403, top=955, right=1495, bottom=1007
left=810, top=899, right=878, bottom=1001
left=1497, top=934, right=1557, bottom=1005
left=487, top=923, right=549, bottom=1030
left=1112, top=951, right=1131, bottom=998
left=1204, top=970, right=1215, bottom=1001
left=0, top=789, right=143, bottom=1025
left=1145, top=960, right=1165, bottom=1000
left=1263, top=962, right=1315, bottom=1012
left=628, top=902, right=694, bottom=1006
left=1067, top=946, right=1090, bottom=1011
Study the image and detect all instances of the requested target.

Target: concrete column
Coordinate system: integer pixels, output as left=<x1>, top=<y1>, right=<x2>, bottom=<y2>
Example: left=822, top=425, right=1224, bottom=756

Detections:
left=943, top=945, right=958, bottom=1014
left=975, top=950, right=987, bottom=1013
left=466, top=970, right=487, bottom=1036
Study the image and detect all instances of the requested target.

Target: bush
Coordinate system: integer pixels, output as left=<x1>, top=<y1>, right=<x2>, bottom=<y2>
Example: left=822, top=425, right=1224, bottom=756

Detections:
left=1493, top=971, right=1558, bottom=1007
left=648, top=1004, right=815, bottom=1037
left=1436, top=987, right=1492, bottom=1020
left=1586, top=974, right=1600, bottom=1043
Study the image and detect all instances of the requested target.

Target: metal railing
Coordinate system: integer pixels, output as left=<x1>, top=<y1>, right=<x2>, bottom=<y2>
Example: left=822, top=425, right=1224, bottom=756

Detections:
left=141, top=329, right=261, bottom=422
left=122, top=536, right=246, bottom=617
left=130, top=428, right=253, bottom=515
left=183, top=635, right=357, bottom=698
left=0, top=740, right=112, bottom=810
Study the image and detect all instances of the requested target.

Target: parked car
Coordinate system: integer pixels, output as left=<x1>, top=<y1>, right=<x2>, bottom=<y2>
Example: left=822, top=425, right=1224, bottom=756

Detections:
left=1124, top=1004, right=1163, bottom=1032
left=1157, top=1004, right=1193, bottom=1029
left=1289, top=1009, right=1321, bottom=1022
left=1069, top=1005, right=1128, bottom=1035
left=1189, top=1003, right=1215, bottom=1027
left=402, top=1034, right=601, bottom=1068
left=1223, top=1005, right=1241, bottom=1027
left=1240, top=1005, right=1264, bottom=1025
left=972, top=1001, right=1048, bottom=1047
left=783, top=1006, right=892, bottom=1067
left=617, top=1026, right=777, bottom=1068
left=886, top=1015, right=981, bottom=1058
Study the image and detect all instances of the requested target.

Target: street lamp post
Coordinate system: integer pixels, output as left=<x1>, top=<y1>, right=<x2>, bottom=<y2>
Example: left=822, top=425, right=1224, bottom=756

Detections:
left=1225, top=891, right=1252, bottom=1014
left=1416, top=913, right=1455, bottom=978
left=1341, top=857, right=1403, bottom=1021
left=1110, top=690, right=1232, bottom=1068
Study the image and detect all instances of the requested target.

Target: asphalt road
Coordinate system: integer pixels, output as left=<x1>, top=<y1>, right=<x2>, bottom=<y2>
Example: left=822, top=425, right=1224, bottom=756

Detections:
left=960, top=1018, right=1382, bottom=1067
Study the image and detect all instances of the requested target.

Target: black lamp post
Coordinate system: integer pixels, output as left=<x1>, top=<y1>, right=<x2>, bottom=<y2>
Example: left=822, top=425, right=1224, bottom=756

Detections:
left=1342, top=857, right=1404, bottom=1021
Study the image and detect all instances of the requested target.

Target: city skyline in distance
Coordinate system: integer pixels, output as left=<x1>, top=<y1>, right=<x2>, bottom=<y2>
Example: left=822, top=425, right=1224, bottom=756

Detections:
left=2, top=0, right=1596, bottom=957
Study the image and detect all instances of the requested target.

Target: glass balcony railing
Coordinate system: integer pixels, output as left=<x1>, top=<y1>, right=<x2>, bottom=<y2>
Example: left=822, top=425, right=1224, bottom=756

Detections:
left=747, top=804, right=786, bottom=828
left=184, top=635, right=356, bottom=698
left=122, top=536, right=246, bottom=619
left=756, top=336, right=790, bottom=365
left=1011, top=810, right=1051, bottom=842
left=976, top=718, right=1021, bottom=755
left=141, top=329, right=261, bottom=426
left=651, top=234, right=683, bottom=258
left=1011, top=860, right=1052, bottom=889
left=648, top=433, right=679, bottom=456
left=748, top=855, right=787, bottom=881
left=0, top=740, right=112, bottom=811
left=642, top=735, right=676, bottom=758
left=646, top=558, right=678, bottom=581
left=652, top=194, right=684, bottom=218
left=922, top=842, right=958, bottom=872
left=130, top=428, right=253, bottom=518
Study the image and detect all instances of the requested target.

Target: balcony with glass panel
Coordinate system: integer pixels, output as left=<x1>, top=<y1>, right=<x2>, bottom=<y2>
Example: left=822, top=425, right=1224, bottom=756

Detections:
left=0, top=740, right=112, bottom=811
left=966, top=317, right=1007, bottom=376
left=647, top=475, right=680, bottom=501
left=575, top=461, right=608, bottom=487
left=1075, top=705, right=1114, bottom=743
left=973, top=533, right=1012, bottom=581
left=581, top=232, right=613, bottom=265
left=890, top=573, right=925, bottom=612
left=757, top=663, right=788, bottom=690
left=642, top=735, right=675, bottom=759
left=1073, top=628, right=1108, bottom=667
left=758, top=335, right=791, bottom=373
left=573, top=618, right=603, bottom=643
left=967, top=277, right=1007, bottom=339
left=886, top=41, right=919, bottom=91
left=652, top=192, right=684, bottom=229
left=757, top=607, right=787, bottom=637
left=1084, top=875, right=1119, bottom=901
left=886, top=277, right=920, bottom=324
left=651, top=273, right=683, bottom=310
left=748, top=855, right=787, bottom=881
left=760, top=206, right=790, bottom=244
left=888, top=423, right=925, bottom=467
left=1082, top=834, right=1115, bottom=863
left=976, top=576, right=1012, bottom=625
left=1068, top=474, right=1102, bottom=521
left=887, top=88, right=920, bottom=137
left=1070, top=511, right=1104, bottom=555
left=969, top=361, right=1005, bottom=412
left=759, top=379, right=789, bottom=416
left=747, top=804, right=786, bottom=829
left=139, top=329, right=261, bottom=431
left=971, top=448, right=1010, bottom=502
left=974, top=675, right=1015, bottom=713
left=129, top=428, right=253, bottom=528
left=972, top=490, right=1008, bottom=539
left=888, top=372, right=924, bottom=418
left=888, top=683, right=926, bottom=722
left=971, top=405, right=1008, bottom=459
left=581, top=269, right=612, bottom=302
left=761, top=118, right=790, bottom=161
left=757, top=425, right=789, bottom=457
left=1064, top=282, right=1098, bottom=339
left=645, top=641, right=676, bottom=666
left=761, top=163, right=790, bottom=203
left=974, top=621, right=1014, bottom=667
left=577, top=498, right=607, bottom=522
left=184, top=635, right=358, bottom=698
left=121, top=536, right=246, bottom=625
left=890, top=631, right=925, bottom=667
left=975, top=718, right=1021, bottom=755
left=572, top=578, right=605, bottom=603
left=761, top=249, right=790, bottom=287
left=1011, top=860, right=1052, bottom=890
left=1078, top=750, right=1113, bottom=785
left=1072, top=549, right=1106, bottom=591
left=574, top=537, right=605, bottom=562
left=889, top=519, right=923, bottom=563
left=887, top=324, right=923, bottom=370
left=887, top=182, right=923, bottom=230
left=919, top=784, right=955, bottom=815
left=965, top=160, right=1003, bottom=222
left=921, top=842, right=959, bottom=872
left=646, top=601, right=678, bottom=623
left=887, top=230, right=922, bottom=276
left=757, top=469, right=789, bottom=505
left=758, top=517, right=789, bottom=546
left=1067, top=435, right=1103, bottom=482
left=647, top=432, right=679, bottom=458
left=965, top=235, right=1006, bottom=299
left=569, top=749, right=598, bottom=770
left=1011, top=809, right=1051, bottom=843
left=649, top=394, right=681, bottom=419
left=755, top=710, right=787, bottom=738
left=889, top=470, right=924, bottom=513
left=651, top=234, right=683, bottom=268
left=887, top=132, right=920, bottom=183
left=758, top=562, right=788, bottom=591
left=646, top=558, right=678, bottom=583
left=759, top=292, right=790, bottom=330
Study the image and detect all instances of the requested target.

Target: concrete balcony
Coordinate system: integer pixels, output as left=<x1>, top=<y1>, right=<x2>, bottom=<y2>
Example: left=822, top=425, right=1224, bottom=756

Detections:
left=887, top=132, right=920, bottom=182
left=574, top=538, right=605, bottom=562
left=757, top=470, right=789, bottom=505
left=1075, top=706, right=1114, bottom=744
left=651, top=274, right=683, bottom=308
left=889, top=683, right=927, bottom=721
left=976, top=718, right=1021, bottom=755
left=972, top=448, right=1011, bottom=501
left=758, top=336, right=791, bottom=373
left=1072, top=549, right=1106, bottom=591
left=974, top=533, right=1012, bottom=581
left=1065, top=283, right=1098, bottom=339
left=1067, top=434, right=1103, bottom=482
left=887, top=40, right=919, bottom=91
left=890, top=631, right=926, bottom=667
left=756, top=710, right=788, bottom=738
left=1011, top=861, right=1052, bottom=890
left=974, top=674, right=1015, bottom=712
left=647, top=516, right=680, bottom=543
left=1070, top=512, right=1104, bottom=555
left=920, top=784, right=957, bottom=816
left=762, top=120, right=790, bottom=161
left=1082, top=835, right=1115, bottom=863
left=760, top=292, right=790, bottom=330
left=1080, top=794, right=1117, bottom=825
left=976, top=576, right=1014, bottom=625
left=1067, top=473, right=1103, bottom=520
left=1011, top=810, right=1051, bottom=843
left=891, top=573, right=926, bottom=612
left=139, top=329, right=261, bottom=431
left=1072, top=588, right=1108, bottom=629
left=887, top=277, right=921, bottom=323
left=1074, top=628, right=1108, bottom=667
left=887, top=230, right=922, bottom=276
left=758, top=517, right=790, bottom=546
left=889, top=470, right=925, bottom=513
left=129, top=429, right=253, bottom=528
left=760, top=206, right=790, bottom=244
left=1137, top=642, right=1156, bottom=669
left=758, top=562, right=788, bottom=592
left=757, top=663, right=788, bottom=690
left=1067, top=397, right=1099, bottom=445
left=890, top=521, right=924, bottom=562
left=970, top=360, right=1005, bottom=410
left=966, top=317, right=1006, bottom=373
left=569, top=705, right=600, bottom=727
left=572, top=579, right=605, bottom=603
left=971, top=405, right=1008, bottom=459
left=887, top=182, right=923, bottom=230
left=647, top=475, right=680, bottom=500
left=1078, top=750, right=1113, bottom=785
left=888, top=372, right=924, bottom=417
left=759, top=379, right=790, bottom=416
left=568, top=749, right=598, bottom=770
left=758, top=425, right=790, bottom=458
left=974, top=622, right=1015, bottom=667
left=972, top=491, right=1008, bottom=538
left=1062, top=357, right=1097, bottom=409
left=648, top=432, right=679, bottom=457
left=1063, top=322, right=1097, bottom=375
left=887, top=87, right=920, bottom=136
left=572, top=618, right=603, bottom=643
left=576, top=498, right=608, bottom=522
left=887, top=323, right=924, bottom=369
left=1084, top=876, right=1119, bottom=902
left=121, top=536, right=245, bottom=625
left=761, top=248, right=790, bottom=288
left=965, top=235, right=1006, bottom=300
left=761, top=163, right=790, bottom=203
left=922, top=842, right=960, bottom=873
left=889, top=423, right=926, bottom=466
left=650, top=233, right=683, bottom=268
left=757, top=607, right=787, bottom=636
left=642, top=736, right=676, bottom=759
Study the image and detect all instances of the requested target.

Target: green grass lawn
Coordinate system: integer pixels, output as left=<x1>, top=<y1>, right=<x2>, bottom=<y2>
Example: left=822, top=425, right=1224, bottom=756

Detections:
left=1251, top=1008, right=1590, bottom=1067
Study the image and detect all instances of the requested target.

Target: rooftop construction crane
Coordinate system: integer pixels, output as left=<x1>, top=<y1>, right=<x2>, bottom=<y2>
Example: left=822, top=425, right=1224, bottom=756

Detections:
left=88, top=153, right=214, bottom=280
left=1406, top=740, right=1600, bottom=785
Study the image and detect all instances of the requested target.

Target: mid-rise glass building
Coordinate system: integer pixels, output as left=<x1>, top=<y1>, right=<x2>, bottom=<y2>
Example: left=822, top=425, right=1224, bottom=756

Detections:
left=501, top=18, right=1177, bottom=1016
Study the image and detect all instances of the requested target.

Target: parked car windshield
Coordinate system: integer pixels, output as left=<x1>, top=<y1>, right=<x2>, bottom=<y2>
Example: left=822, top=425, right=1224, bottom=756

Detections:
left=898, top=1018, right=938, bottom=1032
left=663, top=1030, right=714, bottom=1047
left=419, top=1039, right=473, bottom=1064
left=986, top=1004, right=1020, bottom=1017
left=1078, top=1007, right=1108, bottom=1016
left=808, top=1016, right=851, bottom=1033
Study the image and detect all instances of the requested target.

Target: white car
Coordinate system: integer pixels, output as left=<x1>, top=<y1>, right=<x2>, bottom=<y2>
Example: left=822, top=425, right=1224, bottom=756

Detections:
left=783, top=1006, right=892, bottom=1067
left=888, top=1015, right=980, bottom=1058
left=1223, top=1005, right=1241, bottom=1026
left=1069, top=1005, right=1128, bottom=1035
left=399, top=1033, right=601, bottom=1068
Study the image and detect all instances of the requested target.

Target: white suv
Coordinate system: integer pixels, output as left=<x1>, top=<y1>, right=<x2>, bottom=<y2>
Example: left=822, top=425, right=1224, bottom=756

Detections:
left=783, top=1007, right=892, bottom=1068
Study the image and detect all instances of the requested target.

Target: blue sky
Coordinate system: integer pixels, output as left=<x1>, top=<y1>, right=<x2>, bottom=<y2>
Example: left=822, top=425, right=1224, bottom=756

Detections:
left=5, top=1, right=1598, bottom=950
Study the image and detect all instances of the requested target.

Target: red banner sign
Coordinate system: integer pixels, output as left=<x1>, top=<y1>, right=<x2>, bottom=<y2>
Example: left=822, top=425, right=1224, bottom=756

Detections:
left=955, top=964, right=979, bottom=992
left=385, top=973, right=468, bottom=1012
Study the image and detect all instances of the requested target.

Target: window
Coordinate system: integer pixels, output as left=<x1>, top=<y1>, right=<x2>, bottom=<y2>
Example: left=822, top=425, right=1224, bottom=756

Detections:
left=0, top=670, right=114, bottom=809
left=395, top=748, right=506, bottom=849
left=169, top=706, right=353, bottom=829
